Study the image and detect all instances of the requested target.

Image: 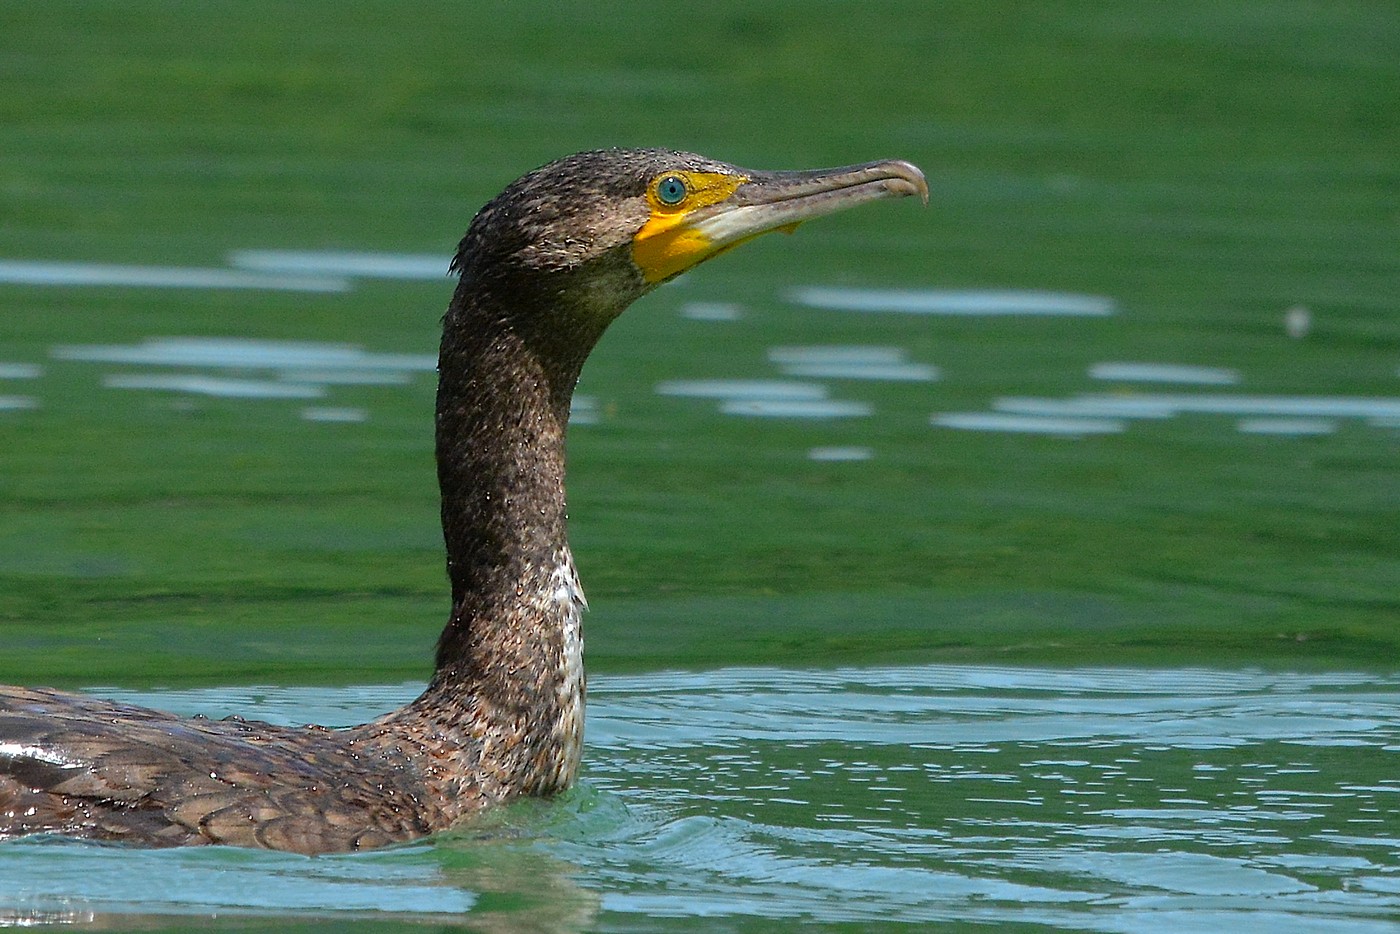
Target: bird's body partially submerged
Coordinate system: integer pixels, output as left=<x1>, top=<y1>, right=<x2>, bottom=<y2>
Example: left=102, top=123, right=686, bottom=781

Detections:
left=0, top=149, right=926, bottom=854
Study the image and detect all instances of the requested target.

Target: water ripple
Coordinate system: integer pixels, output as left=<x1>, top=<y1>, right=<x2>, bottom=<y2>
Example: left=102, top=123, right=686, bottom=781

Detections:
left=3, top=664, right=1395, bottom=930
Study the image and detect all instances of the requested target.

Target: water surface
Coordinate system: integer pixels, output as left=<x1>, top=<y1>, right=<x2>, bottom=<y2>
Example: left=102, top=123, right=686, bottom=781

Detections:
left=2, top=665, right=1396, bottom=931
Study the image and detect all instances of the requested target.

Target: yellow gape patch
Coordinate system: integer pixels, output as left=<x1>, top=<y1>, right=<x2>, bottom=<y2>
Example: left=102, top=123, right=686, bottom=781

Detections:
left=631, top=171, right=748, bottom=283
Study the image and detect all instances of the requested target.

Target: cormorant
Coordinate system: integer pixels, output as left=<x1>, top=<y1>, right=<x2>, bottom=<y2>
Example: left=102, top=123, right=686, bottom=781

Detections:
left=0, top=149, right=927, bottom=854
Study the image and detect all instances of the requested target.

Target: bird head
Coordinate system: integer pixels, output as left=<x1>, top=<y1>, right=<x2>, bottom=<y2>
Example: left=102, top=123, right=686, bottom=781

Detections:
left=451, top=148, right=927, bottom=323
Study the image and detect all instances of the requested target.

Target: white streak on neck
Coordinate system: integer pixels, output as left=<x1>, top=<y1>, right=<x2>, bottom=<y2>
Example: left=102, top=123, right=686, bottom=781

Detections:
left=550, top=549, right=587, bottom=785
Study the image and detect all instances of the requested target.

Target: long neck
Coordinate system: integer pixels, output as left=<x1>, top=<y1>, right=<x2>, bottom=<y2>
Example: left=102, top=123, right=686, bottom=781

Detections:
left=412, top=266, right=625, bottom=800
left=429, top=281, right=595, bottom=699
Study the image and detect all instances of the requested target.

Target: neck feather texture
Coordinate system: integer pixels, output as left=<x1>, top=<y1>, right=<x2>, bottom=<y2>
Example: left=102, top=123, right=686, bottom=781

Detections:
left=430, top=281, right=592, bottom=684
left=415, top=272, right=619, bottom=798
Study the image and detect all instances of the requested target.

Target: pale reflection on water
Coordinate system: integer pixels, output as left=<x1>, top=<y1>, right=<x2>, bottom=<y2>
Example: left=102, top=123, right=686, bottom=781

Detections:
left=1, top=665, right=1396, bottom=931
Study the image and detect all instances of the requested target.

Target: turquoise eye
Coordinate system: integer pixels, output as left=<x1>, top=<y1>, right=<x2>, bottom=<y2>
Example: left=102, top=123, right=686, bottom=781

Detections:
left=656, top=175, right=688, bottom=205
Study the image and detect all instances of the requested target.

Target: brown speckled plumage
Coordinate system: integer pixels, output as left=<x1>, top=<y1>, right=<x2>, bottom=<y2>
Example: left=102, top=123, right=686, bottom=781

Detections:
left=0, top=149, right=926, bottom=854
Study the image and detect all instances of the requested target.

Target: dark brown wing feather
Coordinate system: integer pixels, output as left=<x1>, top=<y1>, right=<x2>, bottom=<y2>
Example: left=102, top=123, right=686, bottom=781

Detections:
left=0, top=686, right=430, bottom=853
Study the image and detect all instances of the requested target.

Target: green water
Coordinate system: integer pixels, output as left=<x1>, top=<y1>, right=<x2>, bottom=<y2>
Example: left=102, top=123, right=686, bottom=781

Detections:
left=2, top=0, right=1397, bottom=674
left=1, top=0, right=1398, bottom=928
